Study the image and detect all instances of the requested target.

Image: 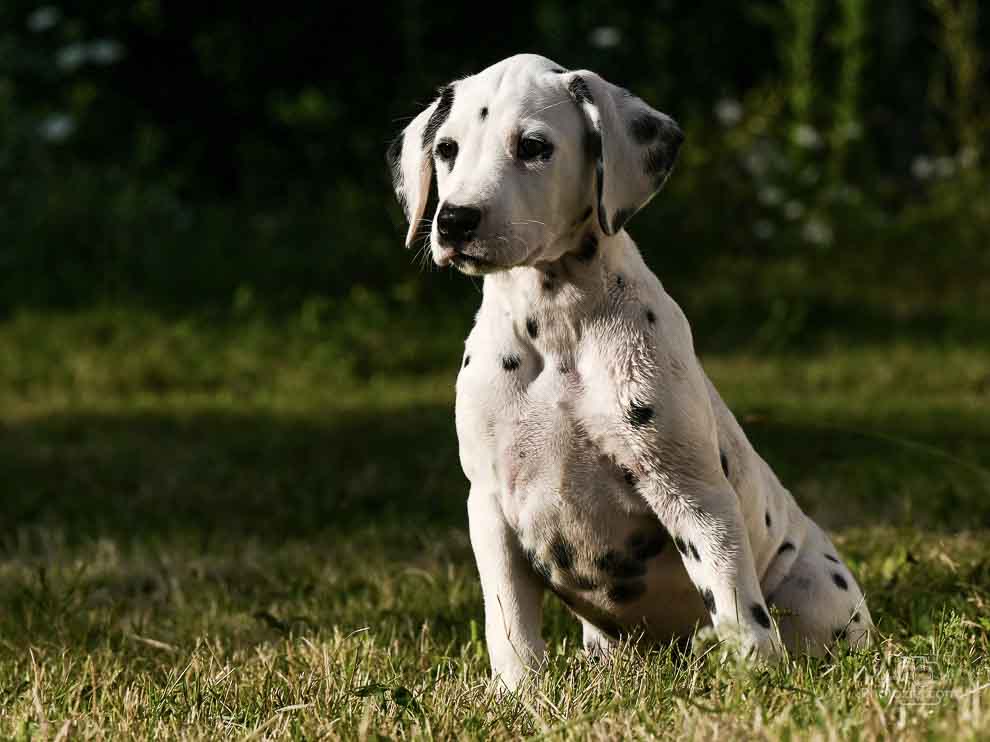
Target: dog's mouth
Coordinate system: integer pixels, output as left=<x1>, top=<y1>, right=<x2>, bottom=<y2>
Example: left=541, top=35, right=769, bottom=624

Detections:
left=450, top=252, right=501, bottom=275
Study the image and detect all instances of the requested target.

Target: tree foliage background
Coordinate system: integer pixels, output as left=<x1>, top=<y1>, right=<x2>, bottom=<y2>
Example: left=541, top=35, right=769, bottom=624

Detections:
left=1, top=0, right=987, bottom=347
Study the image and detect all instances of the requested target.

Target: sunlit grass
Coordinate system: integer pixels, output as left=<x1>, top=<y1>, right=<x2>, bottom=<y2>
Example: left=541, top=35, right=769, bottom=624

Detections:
left=1, top=307, right=988, bottom=739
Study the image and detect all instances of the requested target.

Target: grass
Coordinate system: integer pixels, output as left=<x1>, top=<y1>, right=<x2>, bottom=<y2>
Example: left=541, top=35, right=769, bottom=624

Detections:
left=1, top=295, right=989, bottom=740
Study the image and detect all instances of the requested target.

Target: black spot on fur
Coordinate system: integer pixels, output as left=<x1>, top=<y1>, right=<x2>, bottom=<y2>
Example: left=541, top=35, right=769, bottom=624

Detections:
left=462, top=355, right=470, bottom=368
left=852, top=612, right=862, bottom=623
left=628, top=403, right=653, bottom=426
left=612, top=208, right=635, bottom=234
left=525, top=549, right=553, bottom=584
left=479, top=106, right=488, bottom=120
left=765, top=512, right=772, bottom=528
left=751, top=603, right=771, bottom=629
left=567, top=76, right=594, bottom=105
left=620, top=466, right=636, bottom=486
left=595, top=551, right=646, bottom=579
left=701, top=587, right=716, bottom=615
left=674, top=537, right=688, bottom=556
left=615, top=273, right=625, bottom=288
left=825, top=554, right=840, bottom=563
left=607, top=581, right=646, bottom=603
left=688, top=542, right=700, bottom=561
left=778, top=541, right=795, bottom=554
left=573, top=573, right=597, bottom=590
left=832, top=572, right=849, bottom=591
left=422, top=84, right=455, bottom=151
left=628, top=528, right=667, bottom=560
left=526, top=316, right=538, bottom=339
left=549, top=535, right=575, bottom=570
left=501, top=355, right=521, bottom=371
left=646, top=308, right=656, bottom=324
left=720, top=450, right=729, bottom=478
left=577, top=232, right=598, bottom=262
left=629, top=113, right=663, bottom=144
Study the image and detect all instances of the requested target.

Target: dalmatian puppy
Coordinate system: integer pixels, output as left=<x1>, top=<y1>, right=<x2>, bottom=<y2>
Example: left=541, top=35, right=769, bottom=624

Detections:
left=388, top=54, right=872, bottom=691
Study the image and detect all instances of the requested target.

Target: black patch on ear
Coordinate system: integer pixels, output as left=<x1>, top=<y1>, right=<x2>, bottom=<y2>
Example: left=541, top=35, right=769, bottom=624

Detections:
left=501, top=354, right=521, bottom=371
left=720, top=450, right=729, bottom=477
left=577, top=232, right=598, bottom=262
left=480, top=106, right=488, bottom=120
left=386, top=131, right=406, bottom=212
left=644, top=124, right=685, bottom=183
left=627, top=403, right=653, bottom=426
left=526, top=316, right=538, bottom=338
left=612, top=208, right=636, bottom=234
left=701, top=587, right=716, bottom=615
left=751, top=603, right=771, bottom=629
left=832, top=572, right=849, bottom=591
left=852, top=612, right=861, bottom=623
left=765, top=512, right=772, bottom=528
left=629, top=113, right=663, bottom=143
left=422, top=84, right=455, bottom=151
left=568, top=76, right=594, bottom=105
left=646, top=308, right=656, bottom=324
left=462, top=354, right=470, bottom=368
left=825, top=554, right=840, bottom=563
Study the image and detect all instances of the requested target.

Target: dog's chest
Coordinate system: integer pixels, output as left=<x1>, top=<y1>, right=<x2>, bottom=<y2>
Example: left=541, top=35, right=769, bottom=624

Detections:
left=455, top=291, right=706, bottom=634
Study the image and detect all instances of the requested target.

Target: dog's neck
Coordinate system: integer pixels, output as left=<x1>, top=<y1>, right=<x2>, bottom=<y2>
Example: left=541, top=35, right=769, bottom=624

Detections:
left=481, top=229, right=639, bottom=358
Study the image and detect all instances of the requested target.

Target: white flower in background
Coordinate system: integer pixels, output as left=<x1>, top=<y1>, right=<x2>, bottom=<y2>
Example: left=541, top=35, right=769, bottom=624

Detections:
left=27, top=5, right=61, bottom=32
left=753, top=219, right=775, bottom=240
left=39, top=113, right=75, bottom=142
left=934, top=156, right=956, bottom=179
left=802, top=218, right=833, bottom=247
left=88, top=39, right=124, bottom=65
left=714, top=98, right=743, bottom=127
left=911, top=156, right=933, bottom=180
left=958, top=147, right=979, bottom=169
left=784, top=200, right=804, bottom=220
left=589, top=27, right=621, bottom=49
left=758, top=185, right=783, bottom=206
left=56, top=42, right=87, bottom=71
left=791, top=123, right=822, bottom=149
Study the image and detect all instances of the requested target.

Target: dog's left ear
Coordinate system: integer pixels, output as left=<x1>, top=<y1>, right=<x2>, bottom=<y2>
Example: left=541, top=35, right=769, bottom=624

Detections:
left=564, top=71, right=683, bottom=236
left=387, top=84, right=456, bottom=247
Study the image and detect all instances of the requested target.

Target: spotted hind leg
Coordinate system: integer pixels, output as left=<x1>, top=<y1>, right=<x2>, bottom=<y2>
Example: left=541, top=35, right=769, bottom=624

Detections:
left=766, top=522, right=873, bottom=654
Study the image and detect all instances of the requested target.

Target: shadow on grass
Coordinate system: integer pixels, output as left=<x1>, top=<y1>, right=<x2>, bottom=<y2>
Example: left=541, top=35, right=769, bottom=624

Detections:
left=2, top=406, right=989, bottom=555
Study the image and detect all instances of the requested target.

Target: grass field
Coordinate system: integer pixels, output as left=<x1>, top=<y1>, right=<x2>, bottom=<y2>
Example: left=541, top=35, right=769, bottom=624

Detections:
left=1, top=292, right=989, bottom=739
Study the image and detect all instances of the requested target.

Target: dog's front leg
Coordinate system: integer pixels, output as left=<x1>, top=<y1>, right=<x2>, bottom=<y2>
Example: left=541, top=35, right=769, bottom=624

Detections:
left=468, top=489, right=546, bottom=692
left=647, top=476, right=782, bottom=660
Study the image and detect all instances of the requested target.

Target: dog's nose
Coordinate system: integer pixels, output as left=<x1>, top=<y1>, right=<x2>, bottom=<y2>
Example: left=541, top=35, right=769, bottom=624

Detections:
left=437, top=204, right=482, bottom=245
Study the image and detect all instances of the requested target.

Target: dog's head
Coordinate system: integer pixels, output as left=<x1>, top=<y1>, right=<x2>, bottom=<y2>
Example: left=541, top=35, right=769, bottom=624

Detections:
left=387, top=54, right=683, bottom=275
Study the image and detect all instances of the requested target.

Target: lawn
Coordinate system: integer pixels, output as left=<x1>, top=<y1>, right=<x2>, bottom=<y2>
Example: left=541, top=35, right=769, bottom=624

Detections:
left=1, top=295, right=989, bottom=739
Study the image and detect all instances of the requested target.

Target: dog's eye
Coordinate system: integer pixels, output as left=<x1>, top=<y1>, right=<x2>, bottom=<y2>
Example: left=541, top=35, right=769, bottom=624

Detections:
left=435, top=139, right=458, bottom=162
left=518, top=136, right=553, bottom=162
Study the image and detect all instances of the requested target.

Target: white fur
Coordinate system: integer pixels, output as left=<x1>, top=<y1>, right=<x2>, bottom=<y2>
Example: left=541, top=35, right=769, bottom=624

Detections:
left=391, top=54, right=873, bottom=691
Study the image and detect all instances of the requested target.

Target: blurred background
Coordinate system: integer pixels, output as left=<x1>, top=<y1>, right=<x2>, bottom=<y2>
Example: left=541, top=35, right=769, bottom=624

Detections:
left=2, top=0, right=989, bottom=583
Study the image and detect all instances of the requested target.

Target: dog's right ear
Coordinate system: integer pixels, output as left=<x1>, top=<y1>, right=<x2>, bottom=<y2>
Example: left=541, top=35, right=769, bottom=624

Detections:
left=387, top=85, right=456, bottom=248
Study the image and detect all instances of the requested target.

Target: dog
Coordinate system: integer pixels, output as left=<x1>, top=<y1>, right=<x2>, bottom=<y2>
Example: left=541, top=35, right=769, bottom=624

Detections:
left=388, top=54, right=873, bottom=691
